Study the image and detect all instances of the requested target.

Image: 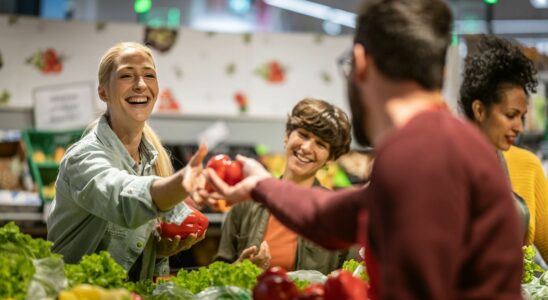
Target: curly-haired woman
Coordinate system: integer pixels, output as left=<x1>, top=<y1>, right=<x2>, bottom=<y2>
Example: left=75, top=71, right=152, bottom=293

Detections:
left=458, top=35, right=548, bottom=261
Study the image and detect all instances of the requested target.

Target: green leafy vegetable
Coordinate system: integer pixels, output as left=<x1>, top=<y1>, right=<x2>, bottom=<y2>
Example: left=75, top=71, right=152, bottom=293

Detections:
left=0, top=222, right=60, bottom=300
left=292, top=278, right=311, bottom=291
left=341, top=259, right=368, bottom=281
left=341, top=259, right=361, bottom=274
left=0, top=222, right=57, bottom=259
left=124, top=279, right=157, bottom=298
left=523, top=246, right=544, bottom=284
left=172, top=260, right=262, bottom=294
left=64, top=251, right=128, bottom=288
left=0, top=253, right=35, bottom=300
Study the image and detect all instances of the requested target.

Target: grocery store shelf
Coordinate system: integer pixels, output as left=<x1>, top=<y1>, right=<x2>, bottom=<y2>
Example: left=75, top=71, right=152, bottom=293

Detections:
left=152, top=112, right=285, bottom=123
left=0, top=212, right=44, bottom=221
left=0, top=190, right=41, bottom=206
left=35, top=162, right=61, bottom=168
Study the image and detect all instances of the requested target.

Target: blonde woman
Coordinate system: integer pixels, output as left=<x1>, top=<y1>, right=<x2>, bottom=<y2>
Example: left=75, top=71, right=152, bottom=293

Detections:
left=47, top=42, right=207, bottom=281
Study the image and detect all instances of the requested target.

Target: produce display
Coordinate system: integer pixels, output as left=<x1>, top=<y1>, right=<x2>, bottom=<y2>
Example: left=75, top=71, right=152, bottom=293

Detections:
left=2, top=221, right=543, bottom=300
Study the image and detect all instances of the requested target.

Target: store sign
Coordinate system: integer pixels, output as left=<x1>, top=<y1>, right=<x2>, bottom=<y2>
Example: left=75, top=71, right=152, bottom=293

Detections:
left=33, top=82, right=96, bottom=130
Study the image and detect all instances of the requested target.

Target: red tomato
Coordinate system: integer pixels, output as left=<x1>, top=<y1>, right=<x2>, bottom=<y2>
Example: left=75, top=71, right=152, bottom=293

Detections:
left=253, top=275, right=299, bottom=300
left=292, top=283, right=325, bottom=300
left=324, top=270, right=368, bottom=300
left=225, top=160, right=243, bottom=185
left=257, top=266, right=288, bottom=282
left=207, top=154, right=230, bottom=179
left=303, top=284, right=325, bottom=296
left=159, top=208, right=209, bottom=239
left=205, top=154, right=243, bottom=191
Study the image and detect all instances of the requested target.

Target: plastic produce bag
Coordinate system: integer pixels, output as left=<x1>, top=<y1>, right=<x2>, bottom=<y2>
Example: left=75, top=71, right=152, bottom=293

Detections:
left=194, top=286, right=252, bottom=300
left=522, top=277, right=548, bottom=300
left=26, top=256, right=67, bottom=300
left=287, top=270, right=327, bottom=284
left=151, top=281, right=194, bottom=300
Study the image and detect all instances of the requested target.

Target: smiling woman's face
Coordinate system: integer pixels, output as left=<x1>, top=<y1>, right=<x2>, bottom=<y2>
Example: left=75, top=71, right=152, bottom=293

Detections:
left=474, top=85, right=528, bottom=151
left=284, top=128, right=331, bottom=181
left=99, top=47, right=158, bottom=129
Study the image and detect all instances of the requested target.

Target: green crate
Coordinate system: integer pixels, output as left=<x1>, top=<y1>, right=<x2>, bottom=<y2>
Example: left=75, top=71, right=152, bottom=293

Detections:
left=22, top=129, right=84, bottom=202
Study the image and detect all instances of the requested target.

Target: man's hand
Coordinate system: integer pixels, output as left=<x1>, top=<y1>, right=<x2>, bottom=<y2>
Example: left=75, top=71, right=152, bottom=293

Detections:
left=182, top=144, right=208, bottom=207
left=237, top=241, right=271, bottom=271
left=156, top=231, right=206, bottom=258
left=203, top=155, right=272, bottom=205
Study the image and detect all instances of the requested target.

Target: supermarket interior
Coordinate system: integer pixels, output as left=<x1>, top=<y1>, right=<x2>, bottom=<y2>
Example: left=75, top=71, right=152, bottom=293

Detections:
left=1, top=0, right=548, bottom=299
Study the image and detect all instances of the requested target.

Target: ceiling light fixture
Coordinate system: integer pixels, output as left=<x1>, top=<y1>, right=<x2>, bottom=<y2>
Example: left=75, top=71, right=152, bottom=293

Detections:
left=531, top=0, right=548, bottom=8
left=263, top=0, right=356, bottom=28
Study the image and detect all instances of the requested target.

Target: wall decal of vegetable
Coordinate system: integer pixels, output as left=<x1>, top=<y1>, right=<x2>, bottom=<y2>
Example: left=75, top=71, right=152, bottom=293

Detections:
left=234, top=91, right=248, bottom=113
left=145, top=28, right=178, bottom=53
left=96, top=21, right=107, bottom=32
left=25, top=48, right=64, bottom=74
left=156, top=88, right=180, bottom=112
left=255, top=60, right=286, bottom=83
left=226, top=62, right=236, bottom=76
left=320, top=71, right=332, bottom=84
left=0, top=90, right=10, bottom=105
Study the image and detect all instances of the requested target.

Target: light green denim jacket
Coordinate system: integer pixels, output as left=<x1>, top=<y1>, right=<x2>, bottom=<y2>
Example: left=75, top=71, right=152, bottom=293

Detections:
left=47, top=116, right=183, bottom=280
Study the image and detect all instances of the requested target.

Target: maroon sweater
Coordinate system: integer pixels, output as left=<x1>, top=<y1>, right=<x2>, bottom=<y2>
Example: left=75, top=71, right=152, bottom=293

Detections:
left=252, top=110, right=523, bottom=299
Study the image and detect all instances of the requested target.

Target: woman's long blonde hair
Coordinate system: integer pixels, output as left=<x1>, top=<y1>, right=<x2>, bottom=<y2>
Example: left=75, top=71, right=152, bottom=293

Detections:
left=95, top=42, right=174, bottom=177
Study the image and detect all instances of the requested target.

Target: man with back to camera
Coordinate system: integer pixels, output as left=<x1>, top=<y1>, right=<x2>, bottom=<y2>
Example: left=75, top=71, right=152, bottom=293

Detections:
left=203, top=0, right=524, bottom=298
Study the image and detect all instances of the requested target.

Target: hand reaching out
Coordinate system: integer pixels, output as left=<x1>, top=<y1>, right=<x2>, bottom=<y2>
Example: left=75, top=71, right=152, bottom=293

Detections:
left=203, top=155, right=272, bottom=206
left=182, top=144, right=208, bottom=206
left=237, top=241, right=271, bottom=271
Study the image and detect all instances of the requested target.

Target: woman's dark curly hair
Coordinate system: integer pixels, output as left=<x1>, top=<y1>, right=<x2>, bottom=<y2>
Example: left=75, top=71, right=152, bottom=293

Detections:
left=458, top=35, right=537, bottom=120
left=286, top=98, right=352, bottom=160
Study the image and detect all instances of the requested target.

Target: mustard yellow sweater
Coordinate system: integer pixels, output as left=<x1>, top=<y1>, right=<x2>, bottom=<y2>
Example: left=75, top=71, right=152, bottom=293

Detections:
left=503, top=146, right=548, bottom=261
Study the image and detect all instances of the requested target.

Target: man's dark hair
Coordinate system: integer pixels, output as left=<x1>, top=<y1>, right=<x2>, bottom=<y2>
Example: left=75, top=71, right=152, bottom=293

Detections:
left=354, top=0, right=452, bottom=90
left=458, top=35, right=537, bottom=120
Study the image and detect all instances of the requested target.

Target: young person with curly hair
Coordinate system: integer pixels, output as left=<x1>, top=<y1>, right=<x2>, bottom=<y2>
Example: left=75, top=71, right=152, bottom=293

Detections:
left=458, top=35, right=548, bottom=261
left=215, top=98, right=357, bottom=274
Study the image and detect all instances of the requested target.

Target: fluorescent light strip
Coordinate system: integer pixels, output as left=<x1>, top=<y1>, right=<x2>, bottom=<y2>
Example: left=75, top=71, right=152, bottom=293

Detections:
left=531, top=0, right=548, bottom=8
left=264, top=0, right=356, bottom=28
left=455, top=19, right=548, bottom=35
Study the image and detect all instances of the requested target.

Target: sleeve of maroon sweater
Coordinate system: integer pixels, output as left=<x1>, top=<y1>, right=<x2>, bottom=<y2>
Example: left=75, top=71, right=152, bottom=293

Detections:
left=251, top=178, right=365, bottom=250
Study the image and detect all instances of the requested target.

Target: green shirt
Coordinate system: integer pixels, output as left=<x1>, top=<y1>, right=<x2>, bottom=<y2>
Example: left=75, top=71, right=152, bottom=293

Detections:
left=47, top=116, right=183, bottom=279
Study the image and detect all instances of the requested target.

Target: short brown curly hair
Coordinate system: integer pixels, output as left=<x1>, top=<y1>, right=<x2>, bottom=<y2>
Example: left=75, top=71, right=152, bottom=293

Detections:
left=286, top=98, right=352, bottom=160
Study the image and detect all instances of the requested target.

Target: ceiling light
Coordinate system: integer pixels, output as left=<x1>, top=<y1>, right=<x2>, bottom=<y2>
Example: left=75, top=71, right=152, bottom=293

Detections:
left=531, top=0, right=548, bottom=8
left=263, top=0, right=356, bottom=28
